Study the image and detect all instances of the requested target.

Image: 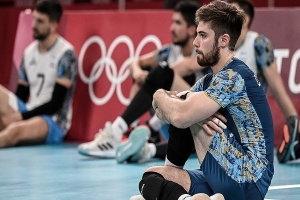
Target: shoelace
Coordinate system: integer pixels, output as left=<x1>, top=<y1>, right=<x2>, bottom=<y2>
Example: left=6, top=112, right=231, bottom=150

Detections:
left=94, top=128, right=112, bottom=142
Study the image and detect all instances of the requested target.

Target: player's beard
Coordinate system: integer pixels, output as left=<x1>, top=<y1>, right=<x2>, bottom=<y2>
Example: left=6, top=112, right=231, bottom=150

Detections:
left=33, top=27, right=51, bottom=41
left=173, top=35, right=189, bottom=47
left=196, top=41, right=220, bottom=67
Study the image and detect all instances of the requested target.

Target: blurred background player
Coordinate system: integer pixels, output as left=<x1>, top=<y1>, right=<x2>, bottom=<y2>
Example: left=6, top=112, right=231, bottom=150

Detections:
left=0, top=0, right=77, bottom=148
left=77, top=1, right=209, bottom=158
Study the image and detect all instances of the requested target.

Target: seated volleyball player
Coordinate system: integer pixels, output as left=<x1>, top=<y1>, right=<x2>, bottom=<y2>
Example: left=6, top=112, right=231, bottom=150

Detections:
left=0, top=0, right=77, bottom=148
left=130, top=1, right=274, bottom=200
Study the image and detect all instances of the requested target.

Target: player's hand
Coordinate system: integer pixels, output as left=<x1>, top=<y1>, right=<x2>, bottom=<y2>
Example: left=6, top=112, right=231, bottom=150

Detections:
left=131, top=67, right=148, bottom=85
left=199, top=112, right=227, bottom=135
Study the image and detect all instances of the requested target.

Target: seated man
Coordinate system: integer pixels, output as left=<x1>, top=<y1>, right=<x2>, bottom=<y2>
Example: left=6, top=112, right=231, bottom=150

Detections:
left=77, top=1, right=207, bottom=158
left=131, top=1, right=274, bottom=200
left=118, top=0, right=300, bottom=165
left=0, top=0, right=77, bottom=148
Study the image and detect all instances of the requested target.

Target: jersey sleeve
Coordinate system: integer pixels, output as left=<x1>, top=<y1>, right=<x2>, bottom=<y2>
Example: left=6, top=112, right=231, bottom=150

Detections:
left=57, top=49, right=77, bottom=81
left=154, top=45, right=171, bottom=63
left=18, top=56, right=28, bottom=82
left=204, top=70, right=244, bottom=108
left=254, top=34, right=276, bottom=71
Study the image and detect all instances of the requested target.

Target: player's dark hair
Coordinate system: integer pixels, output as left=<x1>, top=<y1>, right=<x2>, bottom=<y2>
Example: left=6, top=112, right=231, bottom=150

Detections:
left=225, top=0, right=254, bottom=28
left=35, top=0, right=63, bottom=22
left=174, top=0, right=199, bottom=27
left=195, top=0, right=245, bottom=51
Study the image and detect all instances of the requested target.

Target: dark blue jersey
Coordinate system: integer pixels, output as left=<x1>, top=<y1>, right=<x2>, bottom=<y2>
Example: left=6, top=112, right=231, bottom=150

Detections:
left=190, top=57, right=274, bottom=193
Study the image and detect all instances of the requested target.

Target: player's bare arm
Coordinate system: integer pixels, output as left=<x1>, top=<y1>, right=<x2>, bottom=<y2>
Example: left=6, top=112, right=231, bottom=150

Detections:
left=56, top=77, right=73, bottom=89
left=153, top=88, right=221, bottom=129
left=170, top=56, right=204, bottom=77
left=129, top=51, right=158, bottom=84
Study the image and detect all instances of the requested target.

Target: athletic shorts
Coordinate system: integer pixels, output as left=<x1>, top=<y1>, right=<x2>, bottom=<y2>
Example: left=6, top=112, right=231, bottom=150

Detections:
left=186, top=129, right=273, bottom=200
left=16, top=97, right=64, bottom=144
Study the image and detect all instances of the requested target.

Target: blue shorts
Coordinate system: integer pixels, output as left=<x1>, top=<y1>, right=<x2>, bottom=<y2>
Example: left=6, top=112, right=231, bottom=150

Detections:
left=186, top=129, right=273, bottom=200
left=18, top=99, right=64, bottom=144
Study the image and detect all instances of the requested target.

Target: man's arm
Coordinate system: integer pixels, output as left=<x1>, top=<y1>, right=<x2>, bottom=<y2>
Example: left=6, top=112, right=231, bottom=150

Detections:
left=130, top=51, right=158, bottom=85
left=263, top=61, right=299, bottom=130
left=153, top=89, right=221, bottom=129
left=170, top=56, right=204, bottom=77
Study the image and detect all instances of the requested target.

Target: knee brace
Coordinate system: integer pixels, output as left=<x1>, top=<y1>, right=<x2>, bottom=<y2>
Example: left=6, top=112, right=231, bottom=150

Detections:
left=143, top=63, right=174, bottom=95
left=139, top=171, right=188, bottom=200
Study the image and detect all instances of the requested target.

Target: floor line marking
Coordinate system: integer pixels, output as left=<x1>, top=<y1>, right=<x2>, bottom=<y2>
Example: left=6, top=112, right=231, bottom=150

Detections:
left=269, top=184, right=300, bottom=190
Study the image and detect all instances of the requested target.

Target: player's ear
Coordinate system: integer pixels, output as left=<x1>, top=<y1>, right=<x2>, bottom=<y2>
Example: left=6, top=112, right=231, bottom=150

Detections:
left=219, top=34, right=230, bottom=48
left=50, top=21, right=58, bottom=33
left=188, top=25, right=196, bottom=37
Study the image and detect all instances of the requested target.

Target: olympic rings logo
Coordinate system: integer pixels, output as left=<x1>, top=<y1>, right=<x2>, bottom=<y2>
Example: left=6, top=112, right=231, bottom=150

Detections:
left=78, top=35, right=162, bottom=106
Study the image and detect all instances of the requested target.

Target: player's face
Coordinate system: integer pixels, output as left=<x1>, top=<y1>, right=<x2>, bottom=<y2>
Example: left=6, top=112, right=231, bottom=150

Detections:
left=170, top=12, right=190, bottom=46
left=32, top=10, right=52, bottom=41
left=193, top=21, right=220, bottom=67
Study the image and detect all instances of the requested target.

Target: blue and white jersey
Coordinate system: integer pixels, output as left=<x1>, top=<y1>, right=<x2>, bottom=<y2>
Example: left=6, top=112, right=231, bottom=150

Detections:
left=235, top=31, right=276, bottom=92
left=19, top=36, right=77, bottom=135
left=191, top=57, right=274, bottom=194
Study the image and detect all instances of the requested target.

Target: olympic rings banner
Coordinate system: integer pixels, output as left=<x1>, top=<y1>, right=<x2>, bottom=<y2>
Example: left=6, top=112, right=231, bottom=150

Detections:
left=12, top=9, right=300, bottom=145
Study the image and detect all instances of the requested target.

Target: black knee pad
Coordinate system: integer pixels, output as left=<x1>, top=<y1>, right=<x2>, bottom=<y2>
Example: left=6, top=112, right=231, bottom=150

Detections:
left=143, top=63, right=174, bottom=95
left=139, top=172, right=166, bottom=200
left=139, top=171, right=188, bottom=200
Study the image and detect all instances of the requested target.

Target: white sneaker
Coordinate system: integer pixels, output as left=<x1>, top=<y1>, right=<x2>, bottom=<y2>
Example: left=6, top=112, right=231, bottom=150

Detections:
left=129, top=195, right=145, bottom=200
left=116, top=126, right=150, bottom=163
left=78, top=122, right=120, bottom=158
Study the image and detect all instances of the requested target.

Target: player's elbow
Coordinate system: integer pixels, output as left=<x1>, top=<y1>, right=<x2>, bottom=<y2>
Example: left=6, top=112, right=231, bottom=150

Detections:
left=171, top=113, right=190, bottom=129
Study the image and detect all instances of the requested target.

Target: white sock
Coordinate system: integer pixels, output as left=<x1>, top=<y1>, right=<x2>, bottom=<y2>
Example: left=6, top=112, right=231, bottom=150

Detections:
left=112, top=116, right=128, bottom=142
left=149, top=115, right=165, bottom=132
left=148, top=143, right=156, bottom=157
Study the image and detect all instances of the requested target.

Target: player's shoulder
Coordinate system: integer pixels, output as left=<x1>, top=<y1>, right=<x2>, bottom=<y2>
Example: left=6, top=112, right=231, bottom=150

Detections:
left=24, top=40, right=38, bottom=54
left=56, top=36, right=74, bottom=51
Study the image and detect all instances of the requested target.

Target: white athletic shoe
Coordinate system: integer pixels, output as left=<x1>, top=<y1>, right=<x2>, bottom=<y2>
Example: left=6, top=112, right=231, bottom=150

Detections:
left=78, top=122, right=119, bottom=158
left=129, top=195, right=145, bottom=200
left=116, top=126, right=150, bottom=163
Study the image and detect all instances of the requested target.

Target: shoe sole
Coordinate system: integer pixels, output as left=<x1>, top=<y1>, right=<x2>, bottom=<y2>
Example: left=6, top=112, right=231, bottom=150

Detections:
left=116, top=126, right=150, bottom=163
left=277, top=116, right=298, bottom=163
left=78, top=148, right=116, bottom=158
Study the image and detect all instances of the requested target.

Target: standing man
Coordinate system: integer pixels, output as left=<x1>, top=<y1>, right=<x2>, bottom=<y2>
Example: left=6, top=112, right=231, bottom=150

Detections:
left=131, top=1, right=274, bottom=200
left=78, top=1, right=207, bottom=158
left=0, top=0, right=77, bottom=148
left=225, top=0, right=300, bottom=164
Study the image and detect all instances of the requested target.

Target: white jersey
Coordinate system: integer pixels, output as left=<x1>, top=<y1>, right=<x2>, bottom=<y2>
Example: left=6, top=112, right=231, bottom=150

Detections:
left=235, top=31, right=276, bottom=92
left=235, top=31, right=258, bottom=75
left=19, top=36, right=77, bottom=134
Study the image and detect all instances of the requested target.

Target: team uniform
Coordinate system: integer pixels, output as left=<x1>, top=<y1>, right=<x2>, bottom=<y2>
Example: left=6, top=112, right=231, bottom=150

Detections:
left=9, top=36, right=77, bottom=143
left=235, top=31, right=275, bottom=92
left=168, top=57, right=274, bottom=200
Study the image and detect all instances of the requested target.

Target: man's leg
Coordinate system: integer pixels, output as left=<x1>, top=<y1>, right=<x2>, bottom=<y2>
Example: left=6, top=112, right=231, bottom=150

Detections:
left=0, top=116, right=48, bottom=148
left=78, top=64, right=191, bottom=158
left=0, top=85, right=15, bottom=115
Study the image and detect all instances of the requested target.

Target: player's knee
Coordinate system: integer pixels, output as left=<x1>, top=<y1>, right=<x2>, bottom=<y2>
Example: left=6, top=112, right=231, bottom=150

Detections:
left=143, top=63, right=174, bottom=94
left=139, top=170, right=188, bottom=200
left=139, top=171, right=166, bottom=200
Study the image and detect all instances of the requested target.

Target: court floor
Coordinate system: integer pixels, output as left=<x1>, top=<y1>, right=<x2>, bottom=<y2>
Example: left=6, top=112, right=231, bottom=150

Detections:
left=0, top=143, right=299, bottom=200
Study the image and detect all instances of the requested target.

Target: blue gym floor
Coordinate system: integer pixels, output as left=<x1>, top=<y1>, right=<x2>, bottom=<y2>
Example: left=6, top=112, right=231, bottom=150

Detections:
left=0, top=143, right=299, bottom=200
